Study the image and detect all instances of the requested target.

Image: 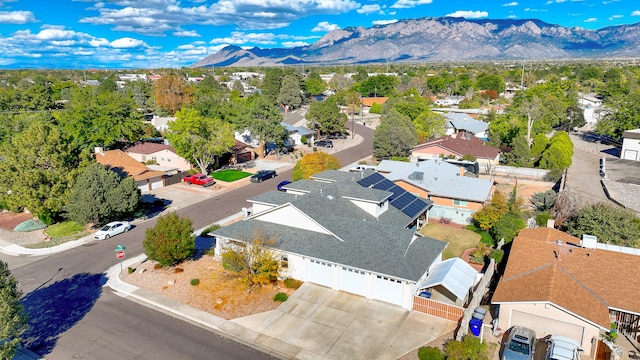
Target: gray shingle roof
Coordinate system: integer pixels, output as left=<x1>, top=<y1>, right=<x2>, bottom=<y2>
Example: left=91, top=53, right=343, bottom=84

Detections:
left=445, top=113, right=489, bottom=135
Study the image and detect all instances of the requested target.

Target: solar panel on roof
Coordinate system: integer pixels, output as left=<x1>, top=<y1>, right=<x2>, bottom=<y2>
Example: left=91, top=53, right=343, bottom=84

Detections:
left=387, top=185, right=404, bottom=198
left=372, top=178, right=395, bottom=191
left=401, top=199, right=429, bottom=217
left=357, top=172, right=385, bottom=187
left=391, top=192, right=413, bottom=209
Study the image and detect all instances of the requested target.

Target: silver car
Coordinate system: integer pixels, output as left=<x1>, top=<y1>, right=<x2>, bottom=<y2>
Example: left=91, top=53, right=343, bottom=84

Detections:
left=545, top=335, right=582, bottom=360
left=503, top=326, right=536, bottom=360
left=94, top=221, right=131, bottom=240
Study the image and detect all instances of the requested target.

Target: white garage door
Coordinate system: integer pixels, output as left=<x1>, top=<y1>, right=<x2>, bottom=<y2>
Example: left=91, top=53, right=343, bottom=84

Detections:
left=338, top=266, right=367, bottom=297
left=150, top=179, right=163, bottom=190
left=137, top=183, right=148, bottom=192
left=511, top=310, right=585, bottom=342
left=308, top=259, right=333, bottom=288
left=372, top=275, right=404, bottom=306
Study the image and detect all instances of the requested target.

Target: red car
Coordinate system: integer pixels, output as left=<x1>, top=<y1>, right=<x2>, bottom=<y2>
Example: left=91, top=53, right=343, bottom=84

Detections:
left=183, top=173, right=215, bottom=187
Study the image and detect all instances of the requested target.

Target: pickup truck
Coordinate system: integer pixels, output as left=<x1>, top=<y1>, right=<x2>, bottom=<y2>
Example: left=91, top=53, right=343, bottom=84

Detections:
left=349, top=165, right=376, bottom=172
left=183, top=173, right=215, bottom=187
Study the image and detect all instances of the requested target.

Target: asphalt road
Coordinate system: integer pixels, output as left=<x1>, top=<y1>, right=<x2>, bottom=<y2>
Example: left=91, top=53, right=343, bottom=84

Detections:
left=6, top=123, right=374, bottom=360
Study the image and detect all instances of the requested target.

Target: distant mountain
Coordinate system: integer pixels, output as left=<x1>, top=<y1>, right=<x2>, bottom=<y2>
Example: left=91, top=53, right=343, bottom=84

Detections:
left=192, top=17, right=640, bottom=68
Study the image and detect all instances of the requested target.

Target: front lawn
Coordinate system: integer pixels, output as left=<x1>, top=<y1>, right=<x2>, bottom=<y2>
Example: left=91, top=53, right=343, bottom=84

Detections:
left=211, top=169, right=252, bottom=182
left=419, top=223, right=480, bottom=259
left=26, top=221, right=91, bottom=249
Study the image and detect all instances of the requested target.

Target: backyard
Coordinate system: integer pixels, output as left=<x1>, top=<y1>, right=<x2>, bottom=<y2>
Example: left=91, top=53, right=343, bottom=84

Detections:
left=420, top=223, right=480, bottom=259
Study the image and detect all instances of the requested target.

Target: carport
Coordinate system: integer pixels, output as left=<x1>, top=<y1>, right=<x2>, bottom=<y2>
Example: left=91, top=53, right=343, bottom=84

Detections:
left=418, top=258, right=479, bottom=306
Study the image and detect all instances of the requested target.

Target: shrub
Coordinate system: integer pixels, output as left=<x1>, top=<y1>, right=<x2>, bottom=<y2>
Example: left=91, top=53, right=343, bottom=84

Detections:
left=207, top=248, right=216, bottom=257
left=536, top=211, right=552, bottom=227
left=154, top=263, right=163, bottom=270
left=470, top=243, right=488, bottom=264
left=488, top=249, right=504, bottom=264
left=273, top=292, right=288, bottom=302
left=284, top=278, right=303, bottom=289
left=445, top=335, right=489, bottom=360
left=418, top=346, right=445, bottom=360
left=490, top=211, right=526, bottom=243
left=467, top=224, right=494, bottom=246
left=301, top=135, right=307, bottom=144
left=221, top=249, right=245, bottom=272
left=200, top=224, right=221, bottom=237
left=143, top=212, right=195, bottom=267
left=390, top=156, right=410, bottom=162
left=127, top=267, right=134, bottom=274
left=190, top=278, right=200, bottom=286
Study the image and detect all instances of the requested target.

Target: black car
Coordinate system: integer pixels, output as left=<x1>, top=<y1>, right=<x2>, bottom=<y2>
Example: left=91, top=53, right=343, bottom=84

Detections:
left=250, top=169, right=277, bottom=183
left=314, top=139, right=334, bottom=148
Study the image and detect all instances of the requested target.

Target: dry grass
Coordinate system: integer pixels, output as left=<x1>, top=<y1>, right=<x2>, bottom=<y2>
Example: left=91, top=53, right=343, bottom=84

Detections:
left=122, top=256, right=296, bottom=320
left=420, top=223, right=480, bottom=259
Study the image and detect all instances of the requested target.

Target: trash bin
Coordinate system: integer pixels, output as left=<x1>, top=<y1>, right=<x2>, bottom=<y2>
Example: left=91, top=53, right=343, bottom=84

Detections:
left=469, top=318, right=482, bottom=337
left=473, top=307, right=487, bottom=320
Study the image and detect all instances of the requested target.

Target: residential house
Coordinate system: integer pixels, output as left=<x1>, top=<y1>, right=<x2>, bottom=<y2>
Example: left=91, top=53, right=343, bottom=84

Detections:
left=578, top=92, right=604, bottom=126
left=361, top=97, right=388, bottom=113
left=444, top=113, right=489, bottom=140
left=411, top=135, right=501, bottom=167
left=282, top=122, right=315, bottom=146
left=375, top=160, right=494, bottom=225
left=95, top=147, right=168, bottom=192
left=212, top=170, right=458, bottom=309
left=621, top=129, right=640, bottom=161
left=492, top=227, right=640, bottom=357
left=125, top=142, right=192, bottom=172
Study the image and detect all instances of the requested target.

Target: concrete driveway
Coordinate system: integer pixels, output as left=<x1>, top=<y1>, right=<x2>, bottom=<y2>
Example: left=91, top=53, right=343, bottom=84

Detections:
left=231, top=283, right=456, bottom=360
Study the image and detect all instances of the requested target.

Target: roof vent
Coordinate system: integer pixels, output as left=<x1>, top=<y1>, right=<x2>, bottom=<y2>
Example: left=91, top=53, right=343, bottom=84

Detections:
left=413, top=171, right=424, bottom=181
left=556, top=239, right=562, bottom=245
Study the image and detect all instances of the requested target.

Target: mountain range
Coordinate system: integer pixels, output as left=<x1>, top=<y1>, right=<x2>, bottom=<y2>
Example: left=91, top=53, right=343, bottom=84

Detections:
left=192, top=17, right=640, bottom=68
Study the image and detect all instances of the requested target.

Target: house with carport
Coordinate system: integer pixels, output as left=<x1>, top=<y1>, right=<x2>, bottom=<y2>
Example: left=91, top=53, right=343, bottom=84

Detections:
left=212, top=170, right=484, bottom=310
left=375, top=160, right=495, bottom=225
left=492, top=227, right=640, bottom=358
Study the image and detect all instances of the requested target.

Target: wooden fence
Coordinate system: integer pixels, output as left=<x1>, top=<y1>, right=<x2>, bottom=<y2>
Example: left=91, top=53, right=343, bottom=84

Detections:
left=413, top=296, right=464, bottom=323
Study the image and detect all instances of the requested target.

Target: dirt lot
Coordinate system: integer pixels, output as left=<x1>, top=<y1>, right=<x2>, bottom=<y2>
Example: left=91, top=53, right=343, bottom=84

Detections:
left=122, top=256, right=296, bottom=320
left=490, top=177, right=556, bottom=210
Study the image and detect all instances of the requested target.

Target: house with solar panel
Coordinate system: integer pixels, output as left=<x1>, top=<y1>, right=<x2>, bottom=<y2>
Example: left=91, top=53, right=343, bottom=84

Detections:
left=211, top=169, right=470, bottom=309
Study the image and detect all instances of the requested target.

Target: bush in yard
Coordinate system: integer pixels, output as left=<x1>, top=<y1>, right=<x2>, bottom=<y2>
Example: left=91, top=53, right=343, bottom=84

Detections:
left=190, top=278, right=200, bottom=286
left=488, top=249, right=504, bottom=264
left=490, top=211, right=526, bottom=243
left=418, top=346, right=445, bottom=360
left=284, top=278, right=303, bottom=289
left=221, top=249, right=245, bottom=272
left=220, top=229, right=281, bottom=287
left=143, top=212, right=195, bottom=267
left=445, top=334, right=489, bottom=360
left=536, top=211, right=552, bottom=227
left=273, top=292, right=288, bottom=302
left=200, top=224, right=221, bottom=237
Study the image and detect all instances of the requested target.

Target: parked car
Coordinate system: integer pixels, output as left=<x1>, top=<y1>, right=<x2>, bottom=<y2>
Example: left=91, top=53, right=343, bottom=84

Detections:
left=277, top=180, right=292, bottom=191
left=349, top=165, right=377, bottom=172
left=314, top=140, right=334, bottom=148
left=94, top=221, right=131, bottom=240
left=545, top=335, right=582, bottom=360
left=328, top=132, right=348, bottom=139
left=183, top=173, right=215, bottom=187
left=502, top=326, right=536, bottom=360
left=250, top=169, right=277, bottom=183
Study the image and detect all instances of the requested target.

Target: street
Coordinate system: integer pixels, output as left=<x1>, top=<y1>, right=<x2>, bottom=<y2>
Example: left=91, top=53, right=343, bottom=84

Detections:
left=3, top=123, right=373, bottom=359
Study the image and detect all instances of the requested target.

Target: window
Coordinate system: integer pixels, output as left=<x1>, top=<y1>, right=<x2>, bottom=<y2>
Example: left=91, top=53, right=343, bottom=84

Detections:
left=152, top=156, right=157, bottom=161
left=280, top=254, right=288, bottom=268
left=454, top=199, right=467, bottom=206
left=167, top=158, right=171, bottom=162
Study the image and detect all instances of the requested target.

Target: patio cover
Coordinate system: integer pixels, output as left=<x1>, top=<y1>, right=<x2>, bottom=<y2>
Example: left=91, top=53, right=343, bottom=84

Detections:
left=419, top=257, right=478, bottom=301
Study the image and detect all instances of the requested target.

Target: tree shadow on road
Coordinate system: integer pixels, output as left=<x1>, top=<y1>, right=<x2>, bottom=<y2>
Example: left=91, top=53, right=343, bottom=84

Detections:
left=20, top=272, right=106, bottom=356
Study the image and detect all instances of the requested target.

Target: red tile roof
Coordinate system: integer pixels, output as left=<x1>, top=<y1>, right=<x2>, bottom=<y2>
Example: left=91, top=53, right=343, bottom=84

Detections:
left=125, top=142, right=176, bottom=155
left=361, top=97, right=388, bottom=107
left=413, top=135, right=500, bottom=159
left=492, top=227, right=640, bottom=328
left=95, top=149, right=165, bottom=181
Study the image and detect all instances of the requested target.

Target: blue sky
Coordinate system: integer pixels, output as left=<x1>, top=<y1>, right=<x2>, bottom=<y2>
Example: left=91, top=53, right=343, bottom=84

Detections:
left=0, top=0, right=638, bottom=69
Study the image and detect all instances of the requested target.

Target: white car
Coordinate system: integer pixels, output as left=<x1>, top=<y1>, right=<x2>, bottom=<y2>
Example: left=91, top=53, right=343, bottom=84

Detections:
left=94, top=221, right=131, bottom=240
left=545, top=335, right=582, bottom=360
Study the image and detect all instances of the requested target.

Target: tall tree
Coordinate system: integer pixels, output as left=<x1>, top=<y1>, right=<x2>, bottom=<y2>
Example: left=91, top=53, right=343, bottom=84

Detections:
left=0, top=260, right=27, bottom=360
left=66, top=163, right=141, bottom=225
left=166, top=108, right=235, bottom=173
left=238, top=95, right=286, bottom=158
left=306, top=96, right=347, bottom=137
left=373, top=109, right=418, bottom=160
left=291, top=152, right=341, bottom=181
left=0, top=121, right=89, bottom=219
left=357, top=75, right=398, bottom=97
left=260, top=68, right=284, bottom=104
left=277, top=74, right=303, bottom=111
left=567, top=202, right=640, bottom=247
left=304, top=72, right=326, bottom=96
left=152, top=75, right=194, bottom=115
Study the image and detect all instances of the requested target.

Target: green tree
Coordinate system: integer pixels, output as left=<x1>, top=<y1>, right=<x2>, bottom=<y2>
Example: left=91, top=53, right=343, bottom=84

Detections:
left=373, top=109, right=418, bottom=160
left=383, top=96, right=432, bottom=121
left=413, top=111, right=446, bottom=142
left=232, top=80, right=244, bottom=94
left=221, top=229, right=281, bottom=287
left=352, top=66, right=369, bottom=83
left=531, top=133, right=549, bottom=160
left=539, top=131, right=573, bottom=170
left=152, top=75, right=194, bottom=115
left=566, top=203, right=640, bottom=247
left=66, top=163, right=141, bottom=225
left=475, top=73, right=505, bottom=95
left=490, top=211, right=526, bottom=243
left=277, top=74, right=303, bottom=111
left=560, top=104, right=586, bottom=131
left=531, top=190, right=557, bottom=212
left=596, top=89, right=640, bottom=138
left=0, top=121, right=89, bottom=219
left=260, top=68, right=284, bottom=103
left=0, top=260, right=27, bottom=360
left=445, top=335, right=489, bottom=360
left=167, top=107, right=235, bottom=173
left=291, top=152, right=341, bottom=181
left=143, top=212, right=195, bottom=267
left=240, top=95, right=287, bottom=158
left=357, top=75, right=398, bottom=97
left=306, top=96, right=347, bottom=136
left=304, top=72, right=326, bottom=96
left=502, top=135, right=533, bottom=167
left=472, top=191, right=509, bottom=231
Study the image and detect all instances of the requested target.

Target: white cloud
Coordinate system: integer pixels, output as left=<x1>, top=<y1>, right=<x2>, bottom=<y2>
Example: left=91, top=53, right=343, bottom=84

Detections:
left=281, top=41, right=308, bottom=48
left=632, top=10, right=640, bottom=16
left=373, top=19, right=398, bottom=25
left=445, top=10, right=489, bottom=19
left=0, top=10, right=36, bottom=24
left=357, top=4, right=381, bottom=14
left=110, top=37, right=147, bottom=48
left=608, top=15, right=622, bottom=20
left=584, top=17, right=597, bottom=22
left=209, top=31, right=276, bottom=45
left=173, top=30, right=200, bottom=37
left=502, top=2, right=518, bottom=6
left=312, top=21, right=340, bottom=32
left=390, top=0, right=432, bottom=9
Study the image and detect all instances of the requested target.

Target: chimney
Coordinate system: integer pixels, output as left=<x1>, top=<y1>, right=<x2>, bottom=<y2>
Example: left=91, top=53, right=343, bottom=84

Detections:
left=94, top=147, right=104, bottom=155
